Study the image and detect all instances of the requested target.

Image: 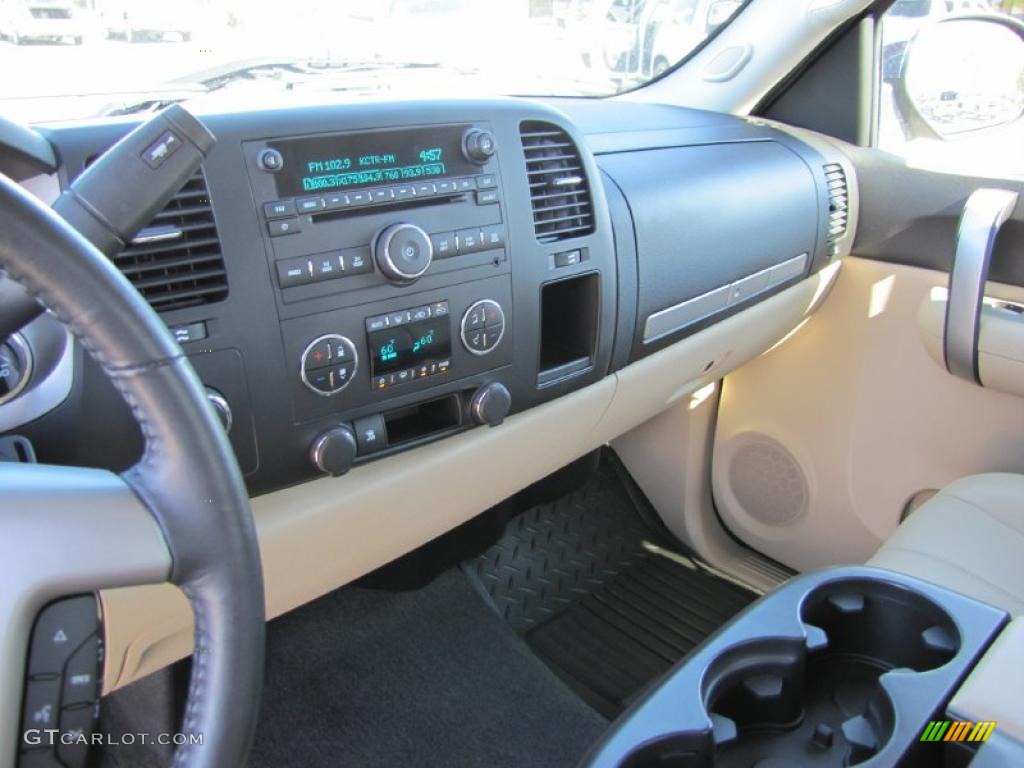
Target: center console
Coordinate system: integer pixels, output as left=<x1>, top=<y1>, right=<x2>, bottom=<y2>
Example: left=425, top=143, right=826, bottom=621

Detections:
left=584, top=566, right=1009, bottom=768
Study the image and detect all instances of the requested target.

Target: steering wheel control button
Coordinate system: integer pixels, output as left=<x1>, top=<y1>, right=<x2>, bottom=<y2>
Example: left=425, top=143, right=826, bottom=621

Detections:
left=301, top=335, right=358, bottom=396
left=374, top=222, right=434, bottom=283
left=257, top=147, right=284, bottom=172
left=353, top=414, right=388, bottom=455
left=27, top=596, right=99, bottom=678
left=56, top=704, right=99, bottom=768
left=0, top=333, right=32, bottom=406
left=310, top=426, right=358, bottom=476
left=61, top=635, right=100, bottom=706
left=21, top=679, right=61, bottom=731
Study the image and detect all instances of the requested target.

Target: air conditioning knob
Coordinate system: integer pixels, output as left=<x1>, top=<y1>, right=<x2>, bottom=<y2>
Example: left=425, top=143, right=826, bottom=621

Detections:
left=469, top=382, right=511, bottom=427
left=310, top=425, right=358, bottom=476
left=373, top=223, right=433, bottom=284
left=461, top=128, right=496, bottom=164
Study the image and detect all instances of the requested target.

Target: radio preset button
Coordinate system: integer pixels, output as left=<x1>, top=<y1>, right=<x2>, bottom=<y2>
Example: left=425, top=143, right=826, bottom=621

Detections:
left=435, top=180, right=456, bottom=195
left=371, top=188, right=395, bottom=203
left=324, top=192, right=349, bottom=209
left=415, top=182, right=436, bottom=197
left=394, top=184, right=416, bottom=200
left=431, top=232, right=457, bottom=258
left=349, top=190, right=371, bottom=206
left=268, top=217, right=301, bottom=237
left=297, top=196, right=324, bottom=213
left=454, top=177, right=475, bottom=192
left=264, top=200, right=295, bottom=219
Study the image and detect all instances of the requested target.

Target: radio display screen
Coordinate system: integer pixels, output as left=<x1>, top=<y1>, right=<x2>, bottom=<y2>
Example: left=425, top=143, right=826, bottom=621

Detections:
left=269, top=126, right=478, bottom=197
left=368, top=318, right=451, bottom=377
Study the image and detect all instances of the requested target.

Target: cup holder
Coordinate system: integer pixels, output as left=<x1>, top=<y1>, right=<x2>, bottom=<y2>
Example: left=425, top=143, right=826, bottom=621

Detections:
left=704, top=579, right=961, bottom=767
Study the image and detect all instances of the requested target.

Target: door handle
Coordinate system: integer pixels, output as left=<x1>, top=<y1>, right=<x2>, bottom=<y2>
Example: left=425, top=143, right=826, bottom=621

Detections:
left=944, top=188, right=1019, bottom=384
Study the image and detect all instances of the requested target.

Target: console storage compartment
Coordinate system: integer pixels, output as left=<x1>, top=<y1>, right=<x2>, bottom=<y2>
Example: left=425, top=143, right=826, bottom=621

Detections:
left=584, top=567, right=1008, bottom=768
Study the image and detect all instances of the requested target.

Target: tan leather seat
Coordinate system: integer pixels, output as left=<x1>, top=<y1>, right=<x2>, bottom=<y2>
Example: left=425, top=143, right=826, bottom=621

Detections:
left=868, top=473, right=1024, bottom=616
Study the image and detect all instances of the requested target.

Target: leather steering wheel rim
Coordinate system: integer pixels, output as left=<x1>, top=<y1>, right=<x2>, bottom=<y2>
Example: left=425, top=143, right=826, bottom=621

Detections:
left=0, top=172, right=265, bottom=768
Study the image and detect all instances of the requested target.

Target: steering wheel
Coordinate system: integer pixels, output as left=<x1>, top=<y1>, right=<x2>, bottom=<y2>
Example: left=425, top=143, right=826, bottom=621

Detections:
left=0, top=168, right=265, bottom=767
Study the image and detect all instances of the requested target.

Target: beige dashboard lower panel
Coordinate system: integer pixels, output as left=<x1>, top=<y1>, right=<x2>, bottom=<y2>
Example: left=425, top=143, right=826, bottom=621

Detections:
left=100, top=270, right=830, bottom=694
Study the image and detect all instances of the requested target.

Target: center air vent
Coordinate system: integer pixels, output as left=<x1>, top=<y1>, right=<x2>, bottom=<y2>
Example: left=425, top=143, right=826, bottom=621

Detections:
left=112, top=170, right=228, bottom=312
left=824, top=162, right=848, bottom=243
left=519, top=121, right=594, bottom=243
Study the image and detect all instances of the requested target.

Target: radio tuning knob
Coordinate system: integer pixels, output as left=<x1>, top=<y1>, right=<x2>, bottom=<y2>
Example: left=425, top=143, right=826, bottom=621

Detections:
left=469, top=382, right=511, bottom=427
left=374, top=222, right=434, bottom=284
left=461, top=128, right=496, bottom=164
left=310, top=425, right=358, bottom=476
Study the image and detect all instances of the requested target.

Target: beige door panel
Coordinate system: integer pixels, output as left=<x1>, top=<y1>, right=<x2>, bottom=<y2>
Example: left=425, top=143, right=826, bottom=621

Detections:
left=713, top=255, right=1024, bottom=572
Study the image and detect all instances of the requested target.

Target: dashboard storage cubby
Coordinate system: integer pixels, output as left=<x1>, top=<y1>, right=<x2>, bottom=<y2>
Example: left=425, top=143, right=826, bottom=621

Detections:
left=584, top=567, right=1008, bottom=768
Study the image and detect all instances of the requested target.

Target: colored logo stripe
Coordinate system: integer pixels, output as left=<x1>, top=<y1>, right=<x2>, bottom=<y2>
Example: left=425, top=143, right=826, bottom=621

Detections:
left=920, top=720, right=996, bottom=742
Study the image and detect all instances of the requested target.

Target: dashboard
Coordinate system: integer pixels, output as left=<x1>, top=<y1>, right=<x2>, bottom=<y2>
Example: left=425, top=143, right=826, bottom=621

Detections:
left=0, top=96, right=859, bottom=692
left=3, top=98, right=849, bottom=496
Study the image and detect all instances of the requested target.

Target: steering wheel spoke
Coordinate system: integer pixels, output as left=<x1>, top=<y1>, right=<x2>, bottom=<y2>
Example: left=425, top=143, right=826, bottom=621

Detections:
left=0, top=463, right=172, bottom=765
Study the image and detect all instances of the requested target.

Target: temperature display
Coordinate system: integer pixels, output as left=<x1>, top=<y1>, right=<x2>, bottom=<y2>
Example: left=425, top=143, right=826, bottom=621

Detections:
left=368, top=317, right=451, bottom=377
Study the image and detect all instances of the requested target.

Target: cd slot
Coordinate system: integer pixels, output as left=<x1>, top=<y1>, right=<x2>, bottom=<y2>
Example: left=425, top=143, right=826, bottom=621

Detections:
left=310, top=194, right=467, bottom=223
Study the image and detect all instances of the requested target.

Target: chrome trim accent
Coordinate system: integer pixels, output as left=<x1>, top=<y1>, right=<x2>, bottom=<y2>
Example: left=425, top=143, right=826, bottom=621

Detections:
left=460, top=300, right=506, bottom=357
left=945, top=188, right=1019, bottom=384
left=643, top=253, right=809, bottom=343
left=0, top=332, right=32, bottom=407
left=205, top=388, right=233, bottom=434
left=552, top=175, right=584, bottom=187
left=299, top=334, right=358, bottom=397
left=375, top=222, right=433, bottom=282
left=130, top=225, right=183, bottom=245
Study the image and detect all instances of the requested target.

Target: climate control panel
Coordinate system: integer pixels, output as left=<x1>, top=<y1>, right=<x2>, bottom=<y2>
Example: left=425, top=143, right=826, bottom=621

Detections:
left=300, top=334, right=358, bottom=396
left=461, top=300, right=506, bottom=355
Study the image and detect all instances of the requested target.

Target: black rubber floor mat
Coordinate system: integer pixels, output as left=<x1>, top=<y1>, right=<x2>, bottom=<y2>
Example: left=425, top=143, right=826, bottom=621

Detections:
left=465, top=451, right=757, bottom=717
left=528, top=552, right=756, bottom=716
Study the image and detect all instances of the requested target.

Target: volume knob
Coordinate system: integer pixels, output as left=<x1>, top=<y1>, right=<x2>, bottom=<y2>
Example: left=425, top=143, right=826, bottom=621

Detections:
left=373, top=223, right=433, bottom=284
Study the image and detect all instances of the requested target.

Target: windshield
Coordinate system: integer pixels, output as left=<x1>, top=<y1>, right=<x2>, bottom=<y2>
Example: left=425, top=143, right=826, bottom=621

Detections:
left=0, top=0, right=744, bottom=123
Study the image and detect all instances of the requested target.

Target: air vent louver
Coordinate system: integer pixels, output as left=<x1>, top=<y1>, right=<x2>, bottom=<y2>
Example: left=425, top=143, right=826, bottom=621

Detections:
left=519, top=121, right=595, bottom=243
left=112, top=170, right=228, bottom=312
left=824, top=162, right=849, bottom=243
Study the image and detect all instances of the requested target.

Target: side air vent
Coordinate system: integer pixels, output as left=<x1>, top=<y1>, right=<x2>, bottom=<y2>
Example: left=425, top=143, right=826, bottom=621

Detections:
left=519, top=121, right=594, bottom=243
left=824, top=162, right=849, bottom=243
left=112, top=170, right=228, bottom=312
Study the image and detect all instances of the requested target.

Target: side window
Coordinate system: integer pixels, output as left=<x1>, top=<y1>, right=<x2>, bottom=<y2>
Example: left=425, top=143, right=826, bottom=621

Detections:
left=878, top=0, right=1024, bottom=179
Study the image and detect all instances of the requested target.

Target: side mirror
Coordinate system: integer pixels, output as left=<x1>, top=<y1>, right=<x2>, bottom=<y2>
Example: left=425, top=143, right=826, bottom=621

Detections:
left=894, top=15, right=1024, bottom=140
